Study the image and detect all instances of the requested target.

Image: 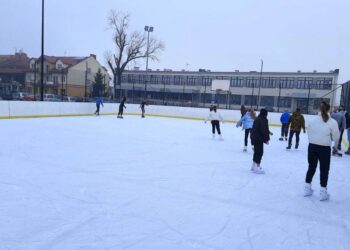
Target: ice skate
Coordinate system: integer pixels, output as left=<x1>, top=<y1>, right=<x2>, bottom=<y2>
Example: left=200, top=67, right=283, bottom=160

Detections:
left=254, top=165, right=265, bottom=174
left=304, top=183, right=314, bottom=197
left=286, top=144, right=292, bottom=150
left=285, top=137, right=288, bottom=141
left=332, top=148, right=342, bottom=157
left=295, top=143, right=299, bottom=149
left=320, top=187, right=330, bottom=201
left=243, top=146, right=247, bottom=152
left=345, top=149, right=350, bottom=155
left=279, top=137, right=283, bottom=141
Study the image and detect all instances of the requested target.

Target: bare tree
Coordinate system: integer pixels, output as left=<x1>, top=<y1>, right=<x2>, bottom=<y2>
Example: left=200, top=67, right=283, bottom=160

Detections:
left=106, top=10, right=164, bottom=100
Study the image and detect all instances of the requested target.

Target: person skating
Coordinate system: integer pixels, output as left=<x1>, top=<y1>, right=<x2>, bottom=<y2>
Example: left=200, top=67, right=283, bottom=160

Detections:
left=94, top=97, right=104, bottom=116
left=140, top=99, right=148, bottom=118
left=240, top=105, right=247, bottom=118
left=236, top=108, right=256, bottom=152
left=286, top=108, right=305, bottom=150
left=345, top=110, right=350, bottom=155
left=331, top=107, right=346, bottom=152
left=304, top=102, right=340, bottom=201
left=279, top=110, right=290, bottom=141
left=117, top=97, right=127, bottom=118
left=250, top=109, right=270, bottom=174
left=205, top=105, right=224, bottom=140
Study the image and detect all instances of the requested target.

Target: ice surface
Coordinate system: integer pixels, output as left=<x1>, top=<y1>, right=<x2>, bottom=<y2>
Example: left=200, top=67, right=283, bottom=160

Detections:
left=0, top=115, right=349, bottom=250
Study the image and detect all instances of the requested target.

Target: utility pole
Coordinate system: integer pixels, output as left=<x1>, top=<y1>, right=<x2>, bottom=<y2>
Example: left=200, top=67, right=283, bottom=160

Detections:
left=257, top=59, right=263, bottom=110
left=40, top=0, right=45, bottom=101
left=85, top=62, right=88, bottom=101
left=144, top=26, right=154, bottom=98
left=34, top=61, right=37, bottom=100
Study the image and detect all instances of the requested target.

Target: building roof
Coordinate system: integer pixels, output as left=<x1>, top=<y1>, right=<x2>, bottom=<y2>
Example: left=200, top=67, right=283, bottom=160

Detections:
left=37, top=55, right=88, bottom=66
left=0, top=53, right=30, bottom=73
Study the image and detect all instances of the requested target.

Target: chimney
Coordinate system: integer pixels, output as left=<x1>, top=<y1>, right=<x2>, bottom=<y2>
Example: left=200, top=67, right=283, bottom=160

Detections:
left=90, top=54, right=97, bottom=59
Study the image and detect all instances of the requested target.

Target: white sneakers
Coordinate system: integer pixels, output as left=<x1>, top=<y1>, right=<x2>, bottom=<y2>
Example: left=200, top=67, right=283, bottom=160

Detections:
left=304, top=183, right=330, bottom=201
left=251, top=162, right=265, bottom=174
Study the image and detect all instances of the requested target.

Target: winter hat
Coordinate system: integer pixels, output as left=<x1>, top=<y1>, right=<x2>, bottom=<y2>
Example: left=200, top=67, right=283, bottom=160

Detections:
left=259, top=108, right=268, bottom=117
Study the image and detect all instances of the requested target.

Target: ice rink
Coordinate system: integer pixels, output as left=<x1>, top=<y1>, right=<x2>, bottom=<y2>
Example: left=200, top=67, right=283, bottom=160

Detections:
left=1, top=115, right=350, bottom=250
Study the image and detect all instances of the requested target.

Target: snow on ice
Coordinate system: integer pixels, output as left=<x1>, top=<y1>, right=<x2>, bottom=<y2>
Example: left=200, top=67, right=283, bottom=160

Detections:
left=0, top=115, right=349, bottom=250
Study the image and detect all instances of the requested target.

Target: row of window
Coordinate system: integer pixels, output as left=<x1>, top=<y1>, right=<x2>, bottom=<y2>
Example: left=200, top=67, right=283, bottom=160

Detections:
left=122, top=74, right=333, bottom=90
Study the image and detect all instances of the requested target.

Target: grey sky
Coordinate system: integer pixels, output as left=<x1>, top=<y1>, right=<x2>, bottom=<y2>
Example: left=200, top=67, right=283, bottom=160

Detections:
left=1, top=0, right=349, bottom=83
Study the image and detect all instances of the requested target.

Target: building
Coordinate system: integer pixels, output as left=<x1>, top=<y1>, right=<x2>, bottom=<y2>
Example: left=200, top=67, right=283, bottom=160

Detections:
left=0, top=52, right=30, bottom=96
left=26, top=54, right=110, bottom=97
left=119, top=69, right=339, bottom=114
left=340, top=80, right=350, bottom=112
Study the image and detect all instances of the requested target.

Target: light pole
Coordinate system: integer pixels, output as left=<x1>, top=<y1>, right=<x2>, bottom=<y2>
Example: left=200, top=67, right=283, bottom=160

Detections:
left=40, top=0, right=45, bottom=101
left=144, top=25, right=153, bottom=97
left=257, top=59, right=263, bottom=110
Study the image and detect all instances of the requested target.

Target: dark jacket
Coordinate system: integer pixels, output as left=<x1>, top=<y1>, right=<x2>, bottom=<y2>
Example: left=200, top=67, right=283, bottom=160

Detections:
left=345, top=112, right=350, bottom=129
left=288, top=112, right=305, bottom=132
left=251, top=114, right=270, bottom=144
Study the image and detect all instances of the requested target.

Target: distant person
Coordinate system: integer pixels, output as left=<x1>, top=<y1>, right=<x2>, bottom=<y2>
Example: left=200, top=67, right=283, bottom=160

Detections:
left=279, top=110, right=290, bottom=141
left=94, top=97, right=104, bottom=116
left=304, top=102, right=340, bottom=201
left=240, top=105, right=247, bottom=118
left=250, top=109, right=270, bottom=174
left=140, top=99, right=148, bottom=118
left=236, top=108, right=256, bottom=152
left=331, top=107, right=346, bottom=151
left=205, top=105, right=224, bottom=140
left=345, top=110, right=350, bottom=155
left=117, top=97, right=127, bottom=119
left=287, top=108, right=305, bottom=150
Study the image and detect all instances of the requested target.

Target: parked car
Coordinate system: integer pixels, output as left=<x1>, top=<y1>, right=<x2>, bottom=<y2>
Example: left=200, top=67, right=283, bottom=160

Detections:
left=1, top=92, right=13, bottom=100
left=43, top=94, right=61, bottom=102
left=22, top=95, right=39, bottom=101
left=12, top=92, right=30, bottom=100
left=63, top=96, right=77, bottom=102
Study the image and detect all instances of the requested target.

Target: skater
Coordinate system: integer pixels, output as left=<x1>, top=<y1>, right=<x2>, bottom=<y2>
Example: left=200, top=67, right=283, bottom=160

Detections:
left=304, top=101, right=340, bottom=201
left=279, top=110, right=290, bottom=141
left=345, top=110, right=350, bottom=155
left=331, top=107, right=346, bottom=151
left=250, top=108, right=270, bottom=174
left=140, top=99, right=147, bottom=118
left=287, top=108, right=305, bottom=149
left=240, top=105, right=247, bottom=118
left=205, top=105, right=224, bottom=140
left=236, top=108, right=256, bottom=152
left=94, top=97, right=104, bottom=115
left=117, top=97, right=127, bottom=118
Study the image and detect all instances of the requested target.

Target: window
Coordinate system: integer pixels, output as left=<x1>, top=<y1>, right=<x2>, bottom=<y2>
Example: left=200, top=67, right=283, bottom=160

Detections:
left=231, top=77, right=244, bottom=87
left=53, top=76, right=58, bottom=84
left=246, top=78, right=259, bottom=88
left=187, top=76, right=197, bottom=86
left=202, top=77, right=212, bottom=86
left=57, top=64, right=63, bottom=70
left=278, top=97, right=292, bottom=108
left=260, top=96, right=274, bottom=107
left=280, top=78, right=295, bottom=89
left=230, top=94, right=242, bottom=105
left=244, top=95, right=257, bottom=106
left=261, top=78, right=276, bottom=88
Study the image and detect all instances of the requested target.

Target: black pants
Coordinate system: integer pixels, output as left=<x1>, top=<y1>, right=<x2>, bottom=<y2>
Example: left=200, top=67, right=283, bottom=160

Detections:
left=338, top=129, right=344, bottom=150
left=118, top=107, right=124, bottom=116
left=244, top=129, right=252, bottom=146
left=281, top=124, right=289, bottom=138
left=288, top=130, right=300, bottom=146
left=141, top=107, right=145, bottom=117
left=253, top=141, right=264, bottom=165
left=211, top=120, right=221, bottom=135
left=305, top=143, right=331, bottom=188
left=95, top=104, right=100, bottom=114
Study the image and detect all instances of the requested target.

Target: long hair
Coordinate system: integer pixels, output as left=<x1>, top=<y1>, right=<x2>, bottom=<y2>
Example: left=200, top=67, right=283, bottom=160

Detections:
left=213, top=106, right=217, bottom=112
left=320, top=101, right=330, bottom=122
left=250, top=108, right=256, bottom=120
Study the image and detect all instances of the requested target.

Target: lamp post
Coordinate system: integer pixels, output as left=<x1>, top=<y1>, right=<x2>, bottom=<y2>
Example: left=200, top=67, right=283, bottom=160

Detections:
left=40, top=0, right=45, bottom=101
left=257, top=59, right=263, bottom=110
left=144, top=26, right=153, bottom=97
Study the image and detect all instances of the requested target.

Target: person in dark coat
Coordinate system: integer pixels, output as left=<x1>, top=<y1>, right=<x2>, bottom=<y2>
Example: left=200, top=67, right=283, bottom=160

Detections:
left=287, top=108, right=306, bottom=149
left=345, top=110, right=350, bottom=155
left=117, top=97, right=127, bottom=118
left=94, top=97, right=104, bottom=116
left=250, top=108, right=271, bottom=174
left=240, top=105, right=247, bottom=118
left=140, top=99, right=148, bottom=118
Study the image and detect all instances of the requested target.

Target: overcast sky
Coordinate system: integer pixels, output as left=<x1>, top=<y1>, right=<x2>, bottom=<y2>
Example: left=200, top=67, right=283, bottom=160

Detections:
left=1, top=0, right=349, bottom=83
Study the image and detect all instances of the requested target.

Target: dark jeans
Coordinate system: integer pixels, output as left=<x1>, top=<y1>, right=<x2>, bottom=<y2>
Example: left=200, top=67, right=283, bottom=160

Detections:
left=95, top=104, right=100, bottom=114
left=118, top=107, right=124, bottom=116
left=288, top=130, right=300, bottom=146
left=244, top=129, right=252, bottom=146
left=141, top=107, right=145, bottom=117
left=281, top=124, right=289, bottom=138
left=253, top=141, right=264, bottom=165
left=211, top=120, right=221, bottom=135
left=305, top=143, right=331, bottom=188
left=338, top=129, right=344, bottom=150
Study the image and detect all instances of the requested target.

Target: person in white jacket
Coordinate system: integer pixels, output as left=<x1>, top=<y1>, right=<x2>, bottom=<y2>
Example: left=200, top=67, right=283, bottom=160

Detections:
left=205, top=105, right=224, bottom=140
left=304, top=101, right=340, bottom=201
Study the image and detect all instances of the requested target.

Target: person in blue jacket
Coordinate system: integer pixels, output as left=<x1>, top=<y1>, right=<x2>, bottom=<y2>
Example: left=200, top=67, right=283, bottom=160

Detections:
left=94, top=97, right=104, bottom=116
left=236, top=108, right=256, bottom=152
left=279, top=110, right=290, bottom=141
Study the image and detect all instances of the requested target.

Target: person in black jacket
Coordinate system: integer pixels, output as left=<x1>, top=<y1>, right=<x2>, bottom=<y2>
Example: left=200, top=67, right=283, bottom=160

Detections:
left=140, top=99, right=148, bottom=118
left=117, top=97, right=127, bottom=118
left=250, top=109, right=271, bottom=174
left=345, top=111, right=350, bottom=155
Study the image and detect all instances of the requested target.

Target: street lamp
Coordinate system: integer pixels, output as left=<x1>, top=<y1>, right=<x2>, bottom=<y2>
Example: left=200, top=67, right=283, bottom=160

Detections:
left=144, top=25, right=154, bottom=97
left=257, top=59, right=264, bottom=110
left=40, top=0, right=45, bottom=101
